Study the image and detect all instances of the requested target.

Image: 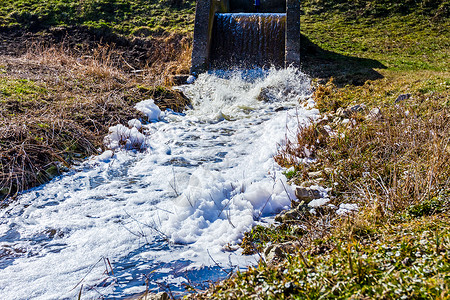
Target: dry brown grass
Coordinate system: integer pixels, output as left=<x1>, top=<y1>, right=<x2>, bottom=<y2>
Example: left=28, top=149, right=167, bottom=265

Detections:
left=276, top=70, right=450, bottom=217
left=143, top=34, right=192, bottom=86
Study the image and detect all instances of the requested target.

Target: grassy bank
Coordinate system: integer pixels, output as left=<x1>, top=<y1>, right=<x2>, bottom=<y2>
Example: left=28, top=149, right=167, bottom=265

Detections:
left=0, top=0, right=196, bottom=35
left=0, top=0, right=197, bottom=203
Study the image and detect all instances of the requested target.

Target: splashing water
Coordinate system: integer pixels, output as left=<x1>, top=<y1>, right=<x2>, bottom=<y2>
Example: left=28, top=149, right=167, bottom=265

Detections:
left=0, top=68, right=319, bottom=299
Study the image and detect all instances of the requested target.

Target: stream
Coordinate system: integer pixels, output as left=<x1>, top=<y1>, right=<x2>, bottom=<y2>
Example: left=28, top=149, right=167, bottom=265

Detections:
left=0, top=68, right=319, bottom=299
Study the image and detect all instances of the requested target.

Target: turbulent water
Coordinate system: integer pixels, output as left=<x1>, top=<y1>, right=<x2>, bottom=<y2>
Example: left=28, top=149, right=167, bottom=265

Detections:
left=0, top=68, right=319, bottom=299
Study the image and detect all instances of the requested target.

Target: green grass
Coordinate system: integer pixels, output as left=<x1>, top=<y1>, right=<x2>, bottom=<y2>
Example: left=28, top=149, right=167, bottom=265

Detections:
left=0, top=0, right=196, bottom=35
left=0, top=78, right=47, bottom=102
left=301, top=13, right=449, bottom=72
left=190, top=212, right=450, bottom=299
left=300, top=0, right=449, bottom=19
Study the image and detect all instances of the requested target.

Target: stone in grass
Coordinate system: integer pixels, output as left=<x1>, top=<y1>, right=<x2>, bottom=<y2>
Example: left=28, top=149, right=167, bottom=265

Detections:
left=349, top=104, right=366, bottom=113
left=336, top=107, right=349, bottom=118
left=264, top=241, right=300, bottom=264
left=295, top=186, right=322, bottom=202
left=367, top=107, right=382, bottom=121
left=275, top=208, right=299, bottom=222
left=275, top=205, right=311, bottom=222
left=395, top=93, right=411, bottom=103
left=336, top=104, right=367, bottom=118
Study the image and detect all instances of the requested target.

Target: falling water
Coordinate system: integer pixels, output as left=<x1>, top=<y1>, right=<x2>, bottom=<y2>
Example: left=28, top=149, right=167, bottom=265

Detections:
left=0, top=68, right=318, bottom=299
left=210, top=13, right=286, bottom=69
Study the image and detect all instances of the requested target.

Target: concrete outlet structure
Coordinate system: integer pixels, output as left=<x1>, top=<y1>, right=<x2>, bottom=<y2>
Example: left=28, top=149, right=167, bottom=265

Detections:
left=190, top=0, right=300, bottom=74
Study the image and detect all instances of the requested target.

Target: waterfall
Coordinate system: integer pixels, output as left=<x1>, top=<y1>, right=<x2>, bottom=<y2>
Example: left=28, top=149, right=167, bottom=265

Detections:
left=210, top=13, right=286, bottom=69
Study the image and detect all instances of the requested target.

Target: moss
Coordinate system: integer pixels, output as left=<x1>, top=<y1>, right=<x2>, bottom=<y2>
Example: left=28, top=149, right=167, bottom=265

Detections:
left=0, top=78, right=47, bottom=102
left=407, top=195, right=449, bottom=218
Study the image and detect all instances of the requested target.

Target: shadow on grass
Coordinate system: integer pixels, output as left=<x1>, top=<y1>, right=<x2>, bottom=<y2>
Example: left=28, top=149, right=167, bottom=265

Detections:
left=300, top=33, right=386, bottom=86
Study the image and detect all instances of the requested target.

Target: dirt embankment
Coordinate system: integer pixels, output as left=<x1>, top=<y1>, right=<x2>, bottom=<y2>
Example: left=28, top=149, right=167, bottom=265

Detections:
left=0, top=26, right=192, bottom=204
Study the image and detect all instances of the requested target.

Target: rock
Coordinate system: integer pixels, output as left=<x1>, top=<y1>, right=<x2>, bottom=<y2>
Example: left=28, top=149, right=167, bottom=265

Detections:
left=349, top=104, right=366, bottom=113
left=257, top=87, right=276, bottom=102
left=337, top=104, right=366, bottom=119
left=395, top=93, right=411, bottom=103
left=367, top=107, right=382, bottom=121
left=264, top=242, right=300, bottom=264
left=275, top=208, right=299, bottom=222
left=138, top=292, right=169, bottom=300
left=275, top=204, right=313, bottom=222
left=295, top=187, right=322, bottom=202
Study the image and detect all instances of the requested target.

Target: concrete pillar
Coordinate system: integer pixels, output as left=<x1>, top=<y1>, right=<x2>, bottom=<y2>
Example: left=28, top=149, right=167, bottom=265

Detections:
left=285, top=0, right=300, bottom=67
left=190, top=0, right=229, bottom=74
left=190, top=0, right=212, bottom=74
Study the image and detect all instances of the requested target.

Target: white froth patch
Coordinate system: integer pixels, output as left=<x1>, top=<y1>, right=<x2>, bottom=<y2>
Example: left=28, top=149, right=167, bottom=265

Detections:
left=135, top=99, right=162, bottom=121
left=336, top=203, right=359, bottom=215
left=103, top=124, right=147, bottom=150
left=308, top=198, right=330, bottom=207
left=128, top=118, right=142, bottom=129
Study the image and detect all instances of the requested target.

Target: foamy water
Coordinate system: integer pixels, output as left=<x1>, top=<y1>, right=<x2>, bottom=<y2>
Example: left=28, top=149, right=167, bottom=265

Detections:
left=0, top=68, right=319, bottom=299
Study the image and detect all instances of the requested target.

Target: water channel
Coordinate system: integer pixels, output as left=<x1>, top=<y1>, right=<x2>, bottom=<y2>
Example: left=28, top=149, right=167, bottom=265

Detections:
left=0, top=68, right=319, bottom=299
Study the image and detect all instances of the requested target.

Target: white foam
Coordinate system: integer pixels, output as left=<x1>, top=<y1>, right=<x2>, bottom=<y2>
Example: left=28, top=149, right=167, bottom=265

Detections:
left=128, top=119, right=142, bottom=129
left=103, top=124, right=147, bottom=150
left=0, top=68, right=318, bottom=299
left=336, top=203, right=359, bottom=215
left=135, top=99, right=162, bottom=121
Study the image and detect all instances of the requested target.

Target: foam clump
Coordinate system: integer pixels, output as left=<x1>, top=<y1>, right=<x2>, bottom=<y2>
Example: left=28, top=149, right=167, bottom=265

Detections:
left=135, top=99, right=161, bottom=121
left=161, top=168, right=294, bottom=248
left=103, top=124, right=147, bottom=150
left=336, top=203, right=359, bottom=215
left=96, top=149, right=114, bottom=162
left=128, top=119, right=142, bottom=129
